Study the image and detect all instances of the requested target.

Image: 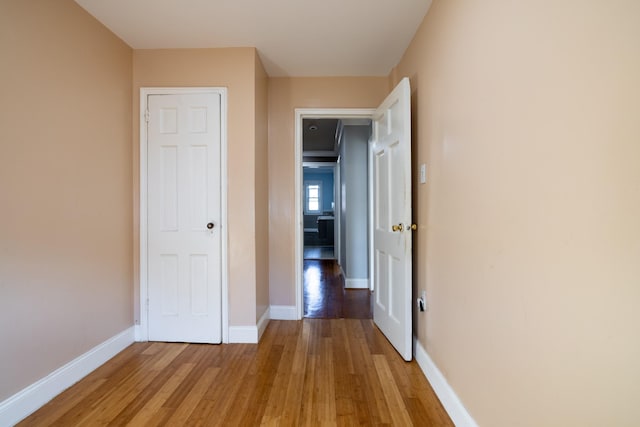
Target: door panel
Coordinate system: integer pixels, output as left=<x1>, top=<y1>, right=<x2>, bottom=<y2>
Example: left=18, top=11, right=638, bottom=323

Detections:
left=189, top=146, right=209, bottom=229
left=147, top=92, right=222, bottom=344
left=160, top=254, right=179, bottom=315
left=160, top=146, right=178, bottom=231
left=372, top=78, right=412, bottom=361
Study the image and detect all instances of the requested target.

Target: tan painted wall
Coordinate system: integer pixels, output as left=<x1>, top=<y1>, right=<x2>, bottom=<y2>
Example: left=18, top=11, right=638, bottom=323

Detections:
left=391, top=1, right=640, bottom=425
left=0, top=0, right=132, bottom=401
left=254, top=54, right=270, bottom=321
left=267, top=77, right=388, bottom=305
left=132, top=48, right=259, bottom=327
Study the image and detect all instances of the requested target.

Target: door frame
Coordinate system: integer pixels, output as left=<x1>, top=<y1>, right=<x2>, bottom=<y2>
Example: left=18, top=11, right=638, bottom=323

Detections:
left=139, top=87, right=229, bottom=342
left=294, top=108, right=375, bottom=319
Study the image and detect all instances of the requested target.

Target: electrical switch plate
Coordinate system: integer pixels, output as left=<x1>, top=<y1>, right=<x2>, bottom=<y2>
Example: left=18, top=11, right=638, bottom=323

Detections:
left=419, top=163, right=427, bottom=184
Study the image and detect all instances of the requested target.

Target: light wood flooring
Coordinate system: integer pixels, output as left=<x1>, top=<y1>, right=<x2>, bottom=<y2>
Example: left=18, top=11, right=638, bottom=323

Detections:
left=20, top=319, right=452, bottom=426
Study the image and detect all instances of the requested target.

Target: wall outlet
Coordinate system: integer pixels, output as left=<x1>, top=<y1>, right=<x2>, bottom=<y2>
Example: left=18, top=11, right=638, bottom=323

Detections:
left=417, top=290, right=427, bottom=312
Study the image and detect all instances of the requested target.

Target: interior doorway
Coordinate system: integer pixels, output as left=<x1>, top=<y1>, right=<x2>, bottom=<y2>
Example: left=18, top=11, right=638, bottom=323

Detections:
left=296, top=111, right=374, bottom=319
left=302, top=162, right=336, bottom=261
left=295, top=79, right=413, bottom=360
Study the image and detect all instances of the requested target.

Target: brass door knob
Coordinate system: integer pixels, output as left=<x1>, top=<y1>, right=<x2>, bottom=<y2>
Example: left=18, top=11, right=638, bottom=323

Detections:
left=392, top=223, right=404, bottom=232
left=410, top=224, right=417, bottom=231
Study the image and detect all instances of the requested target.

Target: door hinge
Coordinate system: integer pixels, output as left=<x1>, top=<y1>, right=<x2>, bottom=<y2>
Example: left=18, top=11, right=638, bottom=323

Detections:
left=144, top=109, right=150, bottom=123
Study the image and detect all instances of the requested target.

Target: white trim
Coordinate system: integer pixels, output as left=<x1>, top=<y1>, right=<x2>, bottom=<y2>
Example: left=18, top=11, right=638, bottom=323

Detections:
left=0, top=327, right=134, bottom=426
left=228, top=326, right=258, bottom=343
left=334, top=161, right=340, bottom=262
left=341, top=118, right=372, bottom=126
left=139, top=89, right=148, bottom=340
left=302, top=162, right=336, bottom=169
left=413, top=338, right=478, bottom=427
left=303, top=150, right=339, bottom=158
left=139, top=87, right=229, bottom=343
left=228, top=309, right=271, bottom=343
left=257, top=308, right=270, bottom=341
left=367, top=139, right=375, bottom=291
left=228, top=305, right=270, bottom=343
left=269, top=305, right=297, bottom=320
left=339, top=263, right=346, bottom=281
left=295, top=108, right=375, bottom=320
left=345, top=278, right=369, bottom=289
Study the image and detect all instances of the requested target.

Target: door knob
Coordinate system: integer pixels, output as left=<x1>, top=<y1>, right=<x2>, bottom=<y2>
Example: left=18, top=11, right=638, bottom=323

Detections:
left=392, top=223, right=404, bottom=232
left=410, top=224, right=417, bottom=231
left=207, top=222, right=215, bottom=230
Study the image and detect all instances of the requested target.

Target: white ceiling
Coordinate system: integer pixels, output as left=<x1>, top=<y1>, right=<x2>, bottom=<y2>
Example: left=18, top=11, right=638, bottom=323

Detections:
left=74, top=0, right=432, bottom=77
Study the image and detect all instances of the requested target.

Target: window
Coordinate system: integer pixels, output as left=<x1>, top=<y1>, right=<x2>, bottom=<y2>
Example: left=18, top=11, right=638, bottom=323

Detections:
left=305, top=181, right=322, bottom=214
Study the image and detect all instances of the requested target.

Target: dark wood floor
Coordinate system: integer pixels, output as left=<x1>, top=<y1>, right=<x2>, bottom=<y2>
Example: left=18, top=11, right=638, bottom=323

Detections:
left=303, top=246, right=334, bottom=260
left=304, top=259, right=372, bottom=319
left=20, top=319, right=453, bottom=426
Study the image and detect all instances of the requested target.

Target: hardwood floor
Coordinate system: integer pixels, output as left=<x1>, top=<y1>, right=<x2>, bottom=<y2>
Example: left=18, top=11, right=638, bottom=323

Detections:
left=303, top=246, right=335, bottom=260
left=304, top=259, right=372, bottom=319
left=19, top=319, right=453, bottom=426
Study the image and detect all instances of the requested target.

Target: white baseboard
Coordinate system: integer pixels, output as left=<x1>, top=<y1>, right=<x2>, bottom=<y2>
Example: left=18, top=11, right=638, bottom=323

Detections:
left=413, top=337, right=478, bottom=427
left=345, top=278, right=369, bottom=289
left=228, top=326, right=258, bottom=343
left=257, top=308, right=270, bottom=342
left=134, top=324, right=143, bottom=341
left=0, top=326, right=135, bottom=426
left=339, top=264, right=346, bottom=279
left=269, top=305, right=297, bottom=320
left=229, top=308, right=271, bottom=344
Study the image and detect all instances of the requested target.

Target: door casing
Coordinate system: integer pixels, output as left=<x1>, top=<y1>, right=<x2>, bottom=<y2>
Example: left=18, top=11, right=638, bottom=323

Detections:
left=138, top=87, right=229, bottom=343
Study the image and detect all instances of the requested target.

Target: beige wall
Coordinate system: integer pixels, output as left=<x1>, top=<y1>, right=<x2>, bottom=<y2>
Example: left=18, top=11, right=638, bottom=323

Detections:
left=391, top=1, right=640, bottom=425
left=132, top=48, right=262, bottom=327
left=254, top=54, right=270, bottom=321
left=267, top=77, right=388, bottom=305
left=0, top=0, right=133, bottom=401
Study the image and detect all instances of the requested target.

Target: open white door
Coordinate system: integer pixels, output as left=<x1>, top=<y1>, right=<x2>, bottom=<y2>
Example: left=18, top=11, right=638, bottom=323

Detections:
left=146, top=92, right=222, bottom=343
left=372, top=78, right=413, bottom=361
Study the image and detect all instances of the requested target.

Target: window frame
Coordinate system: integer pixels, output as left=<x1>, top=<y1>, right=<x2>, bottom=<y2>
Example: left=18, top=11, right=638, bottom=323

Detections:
left=304, top=180, right=323, bottom=214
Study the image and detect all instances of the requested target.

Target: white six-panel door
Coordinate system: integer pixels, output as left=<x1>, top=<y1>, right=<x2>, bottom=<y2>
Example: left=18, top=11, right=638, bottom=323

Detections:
left=372, top=78, right=413, bottom=361
left=147, top=92, right=222, bottom=343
